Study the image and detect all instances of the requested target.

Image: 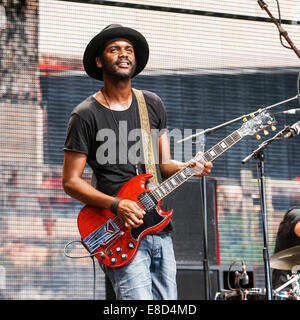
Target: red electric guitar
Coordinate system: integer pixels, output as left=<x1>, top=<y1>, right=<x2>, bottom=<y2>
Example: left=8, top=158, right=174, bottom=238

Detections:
left=77, top=111, right=275, bottom=268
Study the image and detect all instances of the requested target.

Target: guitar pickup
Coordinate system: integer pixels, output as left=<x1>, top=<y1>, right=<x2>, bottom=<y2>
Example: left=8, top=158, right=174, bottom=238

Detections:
left=137, top=192, right=157, bottom=211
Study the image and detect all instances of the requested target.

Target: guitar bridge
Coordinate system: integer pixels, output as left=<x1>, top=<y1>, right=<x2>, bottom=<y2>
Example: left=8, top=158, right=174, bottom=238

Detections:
left=82, top=219, right=121, bottom=252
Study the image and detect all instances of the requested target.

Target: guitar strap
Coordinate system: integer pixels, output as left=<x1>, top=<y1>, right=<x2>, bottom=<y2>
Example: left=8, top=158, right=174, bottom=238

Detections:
left=132, top=88, right=158, bottom=183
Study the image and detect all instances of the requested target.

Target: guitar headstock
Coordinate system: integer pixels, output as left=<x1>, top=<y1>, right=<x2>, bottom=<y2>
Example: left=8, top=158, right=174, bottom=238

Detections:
left=238, top=110, right=276, bottom=139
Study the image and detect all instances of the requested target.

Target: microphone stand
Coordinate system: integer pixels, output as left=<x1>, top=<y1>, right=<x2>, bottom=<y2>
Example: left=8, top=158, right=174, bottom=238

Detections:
left=177, top=95, right=299, bottom=144
left=258, top=0, right=300, bottom=60
left=242, top=127, right=288, bottom=300
left=198, top=135, right=210, bottom=300
left=177, top=96, right=298, bottom=300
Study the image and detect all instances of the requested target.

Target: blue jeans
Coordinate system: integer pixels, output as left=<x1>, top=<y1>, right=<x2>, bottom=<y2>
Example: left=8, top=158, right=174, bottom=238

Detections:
left=100, top=233, right=177, bottom=300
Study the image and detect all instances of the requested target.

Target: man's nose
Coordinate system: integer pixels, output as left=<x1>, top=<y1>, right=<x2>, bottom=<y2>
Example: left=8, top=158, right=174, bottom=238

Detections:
left=119, top=48, right=129, bottom=58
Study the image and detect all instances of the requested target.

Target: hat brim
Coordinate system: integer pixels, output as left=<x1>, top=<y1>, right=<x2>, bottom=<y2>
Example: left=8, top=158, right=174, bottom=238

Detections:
left=83, top=26, right=149, bottom=81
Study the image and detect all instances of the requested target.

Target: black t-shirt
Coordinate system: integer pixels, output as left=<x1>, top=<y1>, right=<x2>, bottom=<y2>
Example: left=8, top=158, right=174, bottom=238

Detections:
left=64, top=89, right=167, bottom=196
left=272, top=206, right=300, bottom=289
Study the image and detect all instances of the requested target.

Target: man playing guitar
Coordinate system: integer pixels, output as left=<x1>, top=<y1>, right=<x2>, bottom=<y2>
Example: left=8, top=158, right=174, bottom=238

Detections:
left=62, top=24, right=213, bottom=300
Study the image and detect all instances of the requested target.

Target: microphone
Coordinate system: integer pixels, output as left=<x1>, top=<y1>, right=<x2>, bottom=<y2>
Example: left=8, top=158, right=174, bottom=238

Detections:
left=284, top=120, right=300, bottom=139
left=241, top=261, right=249, bottom=286
left=281, top=108, right=300, bottom=114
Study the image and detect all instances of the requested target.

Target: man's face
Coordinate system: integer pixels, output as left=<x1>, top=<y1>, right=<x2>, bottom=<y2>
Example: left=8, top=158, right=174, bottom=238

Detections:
left=96, top=38, right=136, bottom=79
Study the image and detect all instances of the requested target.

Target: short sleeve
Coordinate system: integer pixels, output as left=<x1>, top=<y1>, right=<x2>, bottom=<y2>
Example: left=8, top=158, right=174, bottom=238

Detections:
left=64, top=113, right=92, bottom=155
left=154, top=93, right=167, bottom=131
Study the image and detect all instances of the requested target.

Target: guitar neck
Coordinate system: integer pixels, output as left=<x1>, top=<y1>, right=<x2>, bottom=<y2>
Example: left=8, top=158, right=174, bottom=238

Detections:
left=150, top=130, right=242, bottom=201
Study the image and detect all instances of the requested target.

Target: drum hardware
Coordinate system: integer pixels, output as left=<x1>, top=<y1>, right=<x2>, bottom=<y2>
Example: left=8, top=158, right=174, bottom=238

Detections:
left=215, top=255, right=300, bottom=300
left=271, top=246, right=300, bottom=300
left=274, top=273, right=300, bottom=293
left=215, top=286, right=300, bottom=300
left=273, top=272, right=300, bottom=300
left=274, top=290, right=298, bottom=300
left=215, top=288, right=266, bottom=300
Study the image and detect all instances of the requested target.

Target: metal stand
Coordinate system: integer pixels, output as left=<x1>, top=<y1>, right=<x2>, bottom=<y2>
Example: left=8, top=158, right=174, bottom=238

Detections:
left=274, top=273, right=300, bottom=295
left=242, top=127, right=289, bottom=300
left=258, top=0, right=300, bottom=60
left=256, top=152, right=273, bottom=300
left=177, top=95, right=299, bottom=145
left=199, top=134, right=211, bottom=300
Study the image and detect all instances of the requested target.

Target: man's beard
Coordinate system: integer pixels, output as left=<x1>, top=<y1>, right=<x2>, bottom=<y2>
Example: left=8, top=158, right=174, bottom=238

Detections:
left=101, top=58, right=137, bottom=79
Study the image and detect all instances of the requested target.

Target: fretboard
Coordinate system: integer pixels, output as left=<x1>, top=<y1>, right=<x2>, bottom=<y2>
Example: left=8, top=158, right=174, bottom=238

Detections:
left=150, top=130, right=242, bottom=201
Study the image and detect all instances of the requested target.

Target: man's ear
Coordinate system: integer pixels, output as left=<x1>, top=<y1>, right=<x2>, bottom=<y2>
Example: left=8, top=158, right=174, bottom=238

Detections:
left=95, top=56, right=102, bottom=68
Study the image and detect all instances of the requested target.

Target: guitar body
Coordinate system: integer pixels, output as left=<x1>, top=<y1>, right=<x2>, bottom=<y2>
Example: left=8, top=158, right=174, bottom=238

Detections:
left=77, top=174, right=173, bottom=268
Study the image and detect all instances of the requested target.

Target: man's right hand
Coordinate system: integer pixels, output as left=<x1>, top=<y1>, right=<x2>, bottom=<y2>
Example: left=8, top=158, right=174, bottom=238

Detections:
left=116, top=199, right=146, bottom=229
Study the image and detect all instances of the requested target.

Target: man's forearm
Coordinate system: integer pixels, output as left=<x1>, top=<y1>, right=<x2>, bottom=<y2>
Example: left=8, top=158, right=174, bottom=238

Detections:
left=63, top=176, right=113, bottom=209
left=159, top=159, right=187, bottom=179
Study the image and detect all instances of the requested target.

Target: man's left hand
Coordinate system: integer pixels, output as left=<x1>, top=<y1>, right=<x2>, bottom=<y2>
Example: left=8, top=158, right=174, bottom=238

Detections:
left=188, top=152, right=213, bottom=176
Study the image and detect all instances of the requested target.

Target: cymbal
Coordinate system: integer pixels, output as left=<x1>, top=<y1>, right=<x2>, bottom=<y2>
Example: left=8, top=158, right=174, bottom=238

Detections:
left=270, top=245, right=300, bottom=271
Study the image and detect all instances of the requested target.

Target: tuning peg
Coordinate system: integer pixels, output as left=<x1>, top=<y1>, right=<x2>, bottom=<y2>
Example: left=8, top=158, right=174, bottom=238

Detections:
left=264, top=130, right=269, bottom=135
left=256, top=134, right=261, bottom=140
left=243, top=117, right=247, bottom=122
left=250, top=113, right=255, bottom=118
left=271, top=125, right=276, bottom=131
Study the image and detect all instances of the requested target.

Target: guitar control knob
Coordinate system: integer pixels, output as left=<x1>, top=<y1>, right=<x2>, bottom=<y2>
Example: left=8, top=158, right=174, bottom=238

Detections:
left=128, top=242, right=135, bottom=249
left=116, top=247, right=122, bottom=253
left=98, top=251, right=105, bottom=258
left=107, top=250, right=113, bottom=256
left=121, top=254, right=128, bottom=260
left=111, top=258, right=117, bottom=264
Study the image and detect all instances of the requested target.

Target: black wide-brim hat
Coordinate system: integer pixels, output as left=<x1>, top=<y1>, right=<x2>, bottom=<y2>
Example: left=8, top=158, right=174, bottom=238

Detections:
left=83, top=24, right=149, bottom=81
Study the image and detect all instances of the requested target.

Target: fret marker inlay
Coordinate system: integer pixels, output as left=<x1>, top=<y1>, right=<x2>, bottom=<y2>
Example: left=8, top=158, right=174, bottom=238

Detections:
left=220, top=142, right=227, bottom=149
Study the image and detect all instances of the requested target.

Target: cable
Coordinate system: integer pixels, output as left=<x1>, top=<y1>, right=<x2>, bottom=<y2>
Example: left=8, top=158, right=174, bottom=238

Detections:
left=91, top=255, right=96, bottom=300
left=274, top=1, right=300, bottom=107
left=227, top=261, right=236, bottom=291
left=275, top=0, right=293, bottom=50
left=227, top=260, right=247, bottom=300
left=297, top=69, right=300, bottom=107
left=63, top=240, right=101, bottom=300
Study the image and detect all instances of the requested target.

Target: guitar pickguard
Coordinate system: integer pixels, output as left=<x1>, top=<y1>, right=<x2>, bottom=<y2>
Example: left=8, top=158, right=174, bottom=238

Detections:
left=130, top=207, right=165, bottom=241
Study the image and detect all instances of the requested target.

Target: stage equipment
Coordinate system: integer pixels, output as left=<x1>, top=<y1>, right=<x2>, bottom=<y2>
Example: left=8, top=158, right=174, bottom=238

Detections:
left=177, top=104, right=282, bottom=300
left=242, top=124, right=300, bottom=300
left=258, top=0, right=300, bottom=60
left=280, top=108, right=300, bottom=115
left=283, top=120, right=300, bottom=139
left=271, top=245, right=300, bottom=300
